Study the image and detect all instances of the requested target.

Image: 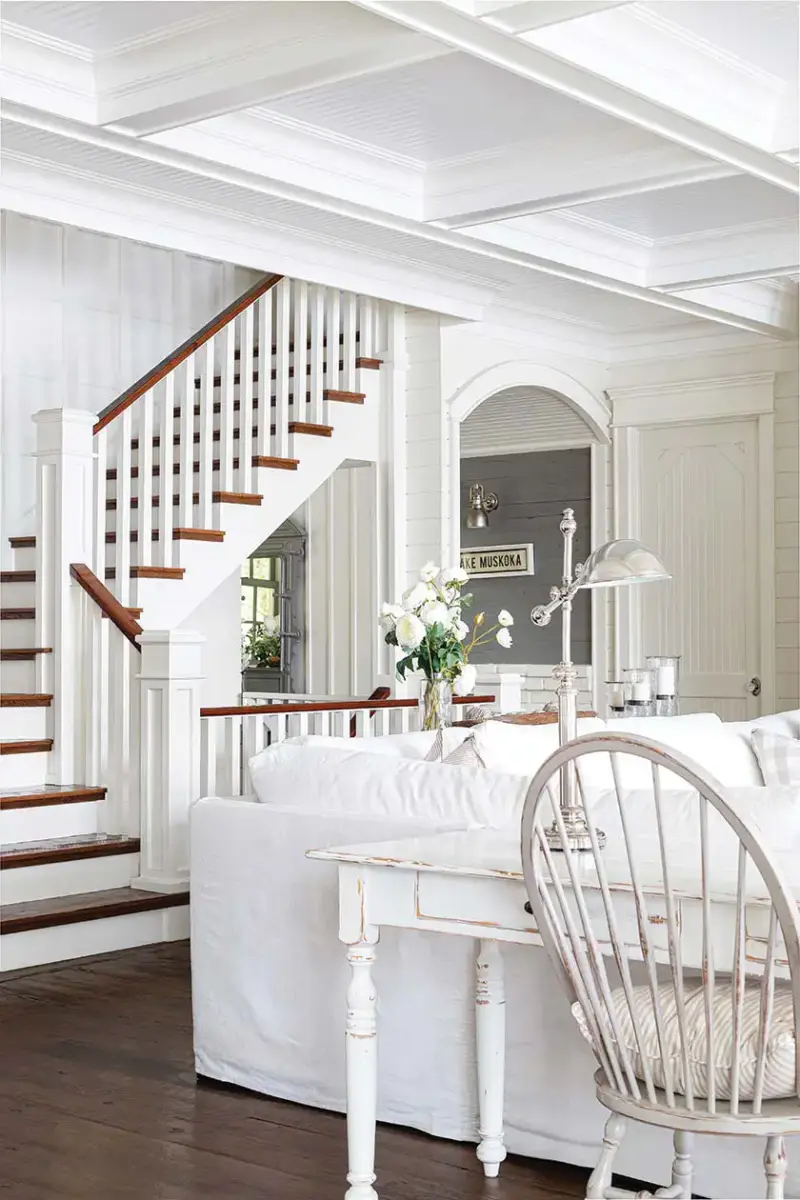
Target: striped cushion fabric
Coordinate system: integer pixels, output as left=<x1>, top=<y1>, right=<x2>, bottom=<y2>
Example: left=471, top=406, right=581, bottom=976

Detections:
left=752, top=729, right=800, bottom=786
left=442, top=736, right=486, bottom=768
left=572, top=980, right=797, bottom=1101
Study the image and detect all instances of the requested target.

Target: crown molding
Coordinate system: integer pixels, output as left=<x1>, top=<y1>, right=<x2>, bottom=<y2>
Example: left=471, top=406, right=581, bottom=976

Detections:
left=0, top=21, right=94, bottom=61
left=608, top=370, right=776, bottom=426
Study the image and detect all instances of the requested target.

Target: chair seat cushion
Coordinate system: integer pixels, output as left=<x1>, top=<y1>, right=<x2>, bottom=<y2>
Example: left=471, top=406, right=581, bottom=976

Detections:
left=572, top=980, right=797, bottom=1101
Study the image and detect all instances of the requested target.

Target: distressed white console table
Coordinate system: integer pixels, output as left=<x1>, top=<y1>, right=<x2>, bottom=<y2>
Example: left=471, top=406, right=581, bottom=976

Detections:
left=308, top=827, right=793, bottom=1200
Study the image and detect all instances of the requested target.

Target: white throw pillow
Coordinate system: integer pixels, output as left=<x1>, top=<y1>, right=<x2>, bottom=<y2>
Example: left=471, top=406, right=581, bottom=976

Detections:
left=248, top=743, right=528, bottom=827
left=602, top=713, right=764, bottom=789
left=572, top=980, right=796, bottom=1101
left=282, top=731, right=443, bottom=759
left=424, top=726, right=474, bottom=762
left=752, top=730, right=800, bottom=786
left=471, top=717, right=606, bottom=781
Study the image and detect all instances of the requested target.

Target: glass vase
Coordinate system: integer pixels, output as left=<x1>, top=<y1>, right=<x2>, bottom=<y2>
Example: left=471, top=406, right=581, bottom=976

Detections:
left=419, top=677, right=453, bottom=731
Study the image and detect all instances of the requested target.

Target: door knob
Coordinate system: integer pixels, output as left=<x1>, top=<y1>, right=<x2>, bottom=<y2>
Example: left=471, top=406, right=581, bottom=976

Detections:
left=747, top=677, right=762, bottom=697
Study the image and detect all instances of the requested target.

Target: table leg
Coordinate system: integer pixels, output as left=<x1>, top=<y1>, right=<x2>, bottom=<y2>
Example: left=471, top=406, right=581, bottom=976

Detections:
left=346, top=940, right=379, bottom=1200
left=475, top=938, right=507, bottom=1178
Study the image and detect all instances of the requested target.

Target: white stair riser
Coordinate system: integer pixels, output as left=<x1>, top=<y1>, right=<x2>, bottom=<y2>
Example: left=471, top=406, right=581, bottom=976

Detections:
left=0, top=660, right=39, bottom=691
left=0, top=706, right=49, bottom=740
left=2, top=852, right=140, bottom=904
left=0, top=750, right=49, bottom=786
left=11, top=547, right=36, bottom=572
left=0, top=904, right=189, bottom=972
left=0, top=619, right=37, bottom=650
left=0, top=581, right=36, bottom=607
left=1, top=801, right=99, bottom=845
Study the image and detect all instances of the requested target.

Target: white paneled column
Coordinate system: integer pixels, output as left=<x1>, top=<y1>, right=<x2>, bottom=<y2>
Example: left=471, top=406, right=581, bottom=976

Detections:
left=133, top=630, right=204, bottom=894
left=33, top=408, right=95, bottom=784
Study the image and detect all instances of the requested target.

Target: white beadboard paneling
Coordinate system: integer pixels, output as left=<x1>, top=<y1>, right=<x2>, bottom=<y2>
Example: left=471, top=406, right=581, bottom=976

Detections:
left=460, top=386, right=594, bottom=455
left=0, top=211, right=261, bottom=558
left=774, top=370, right=799, bottom=707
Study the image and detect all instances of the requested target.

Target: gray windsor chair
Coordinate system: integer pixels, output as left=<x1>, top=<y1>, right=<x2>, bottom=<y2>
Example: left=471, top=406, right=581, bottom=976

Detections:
left=520, top=731, right=800, bottom=1200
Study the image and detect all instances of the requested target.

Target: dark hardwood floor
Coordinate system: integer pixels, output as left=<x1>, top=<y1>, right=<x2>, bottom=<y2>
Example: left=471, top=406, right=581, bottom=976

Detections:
left=0, top=942, right=590, bottom=1199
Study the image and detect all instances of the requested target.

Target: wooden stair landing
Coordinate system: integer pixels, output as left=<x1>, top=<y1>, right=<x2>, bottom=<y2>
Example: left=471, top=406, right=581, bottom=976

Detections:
left=1, top=887, right=188, bottom=935
left=1, top=834, right=140, bottom=870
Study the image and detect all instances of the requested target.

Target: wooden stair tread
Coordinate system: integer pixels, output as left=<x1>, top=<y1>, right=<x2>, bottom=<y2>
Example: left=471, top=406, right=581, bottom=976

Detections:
left=107, top=492, right=262, bottom=510
left=0, top=739, right=53, bottom=756
left=132, top=421, right=333, bottom=449
left=1, top=886, right=188, bottom=935
left=251, top=456, right=299, bottom=471
left=177, top=388, right=363, bottom=418
left=105, top=528, right=224, bottom=544
left=0, top=608, right=35, bottom=620
left=0, top=571, right=35, bottom=583
left=0, top=695, right=53, bottom=708
left=8, top=536, right=36, bottom=549
left=0, top=648, right=52, bottom=661
left=0, top=784, right=106, bottom=810
left=104, top=567, right=185, bottom=581
left=0, top=834, right=140, bottom=870
left=107, top=457, right=295, bottom=479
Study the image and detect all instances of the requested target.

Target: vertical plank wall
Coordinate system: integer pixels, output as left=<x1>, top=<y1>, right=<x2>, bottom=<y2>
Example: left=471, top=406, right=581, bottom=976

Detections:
left=775, top=367, right=800, bottom=710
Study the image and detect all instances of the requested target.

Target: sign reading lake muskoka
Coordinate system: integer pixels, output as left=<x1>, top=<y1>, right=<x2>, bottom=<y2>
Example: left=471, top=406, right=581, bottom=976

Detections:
left=460, top=543, right=534, bottom=578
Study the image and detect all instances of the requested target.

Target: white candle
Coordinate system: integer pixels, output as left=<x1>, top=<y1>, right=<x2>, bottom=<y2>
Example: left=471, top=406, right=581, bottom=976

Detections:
left=608, top=685, right=624, bottom=708
left=630, top=680, right=651, bottom=702
left=656, top=664, right=676, bottom=695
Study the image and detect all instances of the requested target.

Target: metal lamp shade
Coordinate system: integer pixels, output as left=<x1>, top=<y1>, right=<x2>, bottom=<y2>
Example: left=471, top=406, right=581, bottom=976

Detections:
left=466, top=507, right=489, bottom=530
left=578, top=539, right=670, bottom=589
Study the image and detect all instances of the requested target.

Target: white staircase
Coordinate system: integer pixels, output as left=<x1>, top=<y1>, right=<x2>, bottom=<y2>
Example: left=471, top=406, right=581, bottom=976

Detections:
left=0, top=272, right=382, bottom=970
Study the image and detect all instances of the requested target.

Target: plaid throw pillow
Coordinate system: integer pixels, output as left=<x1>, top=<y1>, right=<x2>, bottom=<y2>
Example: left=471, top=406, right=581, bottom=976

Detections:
left=752, top=729, right=800, bottom=786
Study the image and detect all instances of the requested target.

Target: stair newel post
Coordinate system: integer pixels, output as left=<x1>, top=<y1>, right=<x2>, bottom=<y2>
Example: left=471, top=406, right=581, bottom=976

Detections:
left=343, top=292, right=357, bottom=393
left=179, top=355, right=195, bottom=532
left=239, top=304, right=255, bottom=494
left=325, top=288, right=341, bottom=392
left=138, top=387, right=155, bottom=569
left=32, top=409, right=96, bottom=784
left=218, top=319, right=236, bottom=497
left=274, top=280, right=291, bottom=459
left=134, top=630, right=204, bottom=893
left=293, top=279, right=309, bottom=421
left=309, top=285, right=325, bottom=426
left=198, top=340, right=215, bottom=530
left=159, top=376, right=175, bottom=567
left=256, top=289, right=273, bottom=459
left=116, top=407, right=133, bottom=607
left=93, top=426, right=108, bottom=581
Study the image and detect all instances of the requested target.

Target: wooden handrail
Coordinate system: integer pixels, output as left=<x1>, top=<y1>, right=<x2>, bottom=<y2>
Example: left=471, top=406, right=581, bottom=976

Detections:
left=200, top=694, right=497, bottom=718
left=70, top=563, right=143, bottom=649
left=93, top=273, right=283, bottom=434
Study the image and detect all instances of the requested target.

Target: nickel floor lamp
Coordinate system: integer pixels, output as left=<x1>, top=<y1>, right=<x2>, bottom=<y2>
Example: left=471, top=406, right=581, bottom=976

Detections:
left=530, top=508, right=670, bottom=850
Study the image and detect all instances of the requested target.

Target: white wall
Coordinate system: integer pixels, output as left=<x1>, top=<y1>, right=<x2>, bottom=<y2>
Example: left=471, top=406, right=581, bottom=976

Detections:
left=0, top=211, right=260, bottom=560
left=181, top=569, right=243, bottom=708
left=775, top=367, right=800, bottom=711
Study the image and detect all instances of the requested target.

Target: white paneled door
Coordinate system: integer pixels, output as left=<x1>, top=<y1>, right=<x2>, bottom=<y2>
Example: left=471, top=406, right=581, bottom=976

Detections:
left=638, top=419, right=764, bottom=720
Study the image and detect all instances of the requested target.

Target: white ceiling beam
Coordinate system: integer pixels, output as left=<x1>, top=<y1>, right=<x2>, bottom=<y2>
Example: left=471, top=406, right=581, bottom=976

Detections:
left=350, top=0, right=799, bottom=193
left=663, top=281, right=798, bottom=339
left=483, top=1, right=632, bottom=35
left=3, top=103, right=792, bottom=340
left=647, top=222, right=799, bottom=291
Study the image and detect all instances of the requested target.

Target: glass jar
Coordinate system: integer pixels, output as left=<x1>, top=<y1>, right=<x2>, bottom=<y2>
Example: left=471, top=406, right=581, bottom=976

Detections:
left=646, top=655, right=681, bottom=716
left=622, top=667, right=656, bottom=717
left=605, top=679, right=626, bottom=716
left=419, top=676, right=453, bottom=731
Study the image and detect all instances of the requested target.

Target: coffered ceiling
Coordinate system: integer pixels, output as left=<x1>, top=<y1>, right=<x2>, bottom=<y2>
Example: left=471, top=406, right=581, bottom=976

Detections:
left=1, top=0, right=797, bottom=356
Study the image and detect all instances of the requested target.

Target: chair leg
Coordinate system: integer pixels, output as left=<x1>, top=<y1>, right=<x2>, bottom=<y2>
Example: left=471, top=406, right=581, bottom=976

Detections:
left=586, top=1114, right=627, bottom=1199
left=670, top=1130, right=693, bottom=1199
left=764, top=1137, right=787, bottom=1200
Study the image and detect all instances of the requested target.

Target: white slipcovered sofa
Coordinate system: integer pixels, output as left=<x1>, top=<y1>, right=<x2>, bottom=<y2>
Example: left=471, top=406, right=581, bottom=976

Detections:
left=190, top=709, right=800, bottom=1199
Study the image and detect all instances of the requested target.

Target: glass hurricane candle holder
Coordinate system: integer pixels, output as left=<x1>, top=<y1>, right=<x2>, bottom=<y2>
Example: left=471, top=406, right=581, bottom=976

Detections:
left=622, top=667, right=656, bottom=717
left=646, top=655, right=681, bottom=716
left=605, top=679, right=626, bottom=716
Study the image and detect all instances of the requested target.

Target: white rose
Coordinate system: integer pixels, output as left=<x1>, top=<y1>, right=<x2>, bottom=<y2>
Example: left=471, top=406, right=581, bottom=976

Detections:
left=496, top=627, right=513, bottom=649
left=402, top=581, right=434, bottom=610
left=420, top=601, right=450, bottom=628
left=396, top=613, right=425, bottom=651
left=454, top=664, right=477, bottom=696
left=438, top=566, right=469, bottom=587
left=497, top=610, right=514, bottom=627
left=454, top=619, right=470, bottom=642
left=419, top=561, right=439, bottom=583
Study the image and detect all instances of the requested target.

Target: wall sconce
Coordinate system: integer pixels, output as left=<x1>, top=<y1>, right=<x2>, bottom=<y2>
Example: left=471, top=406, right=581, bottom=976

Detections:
left=465, top=483, right=499, bottom=529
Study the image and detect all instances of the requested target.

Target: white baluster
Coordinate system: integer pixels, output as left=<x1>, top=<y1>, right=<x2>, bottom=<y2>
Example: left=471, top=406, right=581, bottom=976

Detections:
left=219, top=320, right=236, bottom=497
left=309, top=285, right=325, bottom=425
left=200, top=718, right=216, bottom=798
left=160, top=376, right=174, bottom=566
left=221, top=715, right=240, bottom=796
left=274, top=280, right=291, bottom=458
left=198, top=340, right=215, bottom=529
left=343, top=292, right=357, bottom=393
left=179, top=355, right=195, bottom=531
left=293, top=280, right=308, bottom=425
left=116, top=407, right=133, bottom=605
left=325, top=289, right=341, bottom=392
left=240, top=304, right=255, bottom=493
left=357, top=296, right=375, bottom=359
left=138, top=387, right=154, bottom=568
left=256, top=290, right=273, bottom=459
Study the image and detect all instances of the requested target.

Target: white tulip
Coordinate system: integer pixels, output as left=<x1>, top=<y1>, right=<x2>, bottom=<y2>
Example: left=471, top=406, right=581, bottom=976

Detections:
left=419, top=561, right=439, bottom=583
left=420, top=601, right=450, bottom=628
left=496, top=627, right=513, bottom=649
left=454, top=619, right=470, bottom=642
left=453, top=664, right=477, bottom=696
left=497, top=610, right=514, bottom=627
left=396, top=613, right=425, bottom=650
left=402, top=581, right=434, bottom=610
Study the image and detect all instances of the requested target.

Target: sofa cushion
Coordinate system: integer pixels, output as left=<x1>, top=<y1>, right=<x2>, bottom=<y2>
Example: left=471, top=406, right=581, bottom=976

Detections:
left=602, top=713, right=764, bottom=789
left=282, top=730, right=453, bottom=759
left=248, top=743, right=528, bottom=827
left=471, top=717, right=606, bottom=779
left=752, top=730, right=800, bottom=786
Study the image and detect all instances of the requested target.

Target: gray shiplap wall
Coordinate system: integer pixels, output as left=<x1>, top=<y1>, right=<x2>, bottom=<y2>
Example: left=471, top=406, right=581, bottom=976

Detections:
left=460, top=449, right=592, bottom=664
